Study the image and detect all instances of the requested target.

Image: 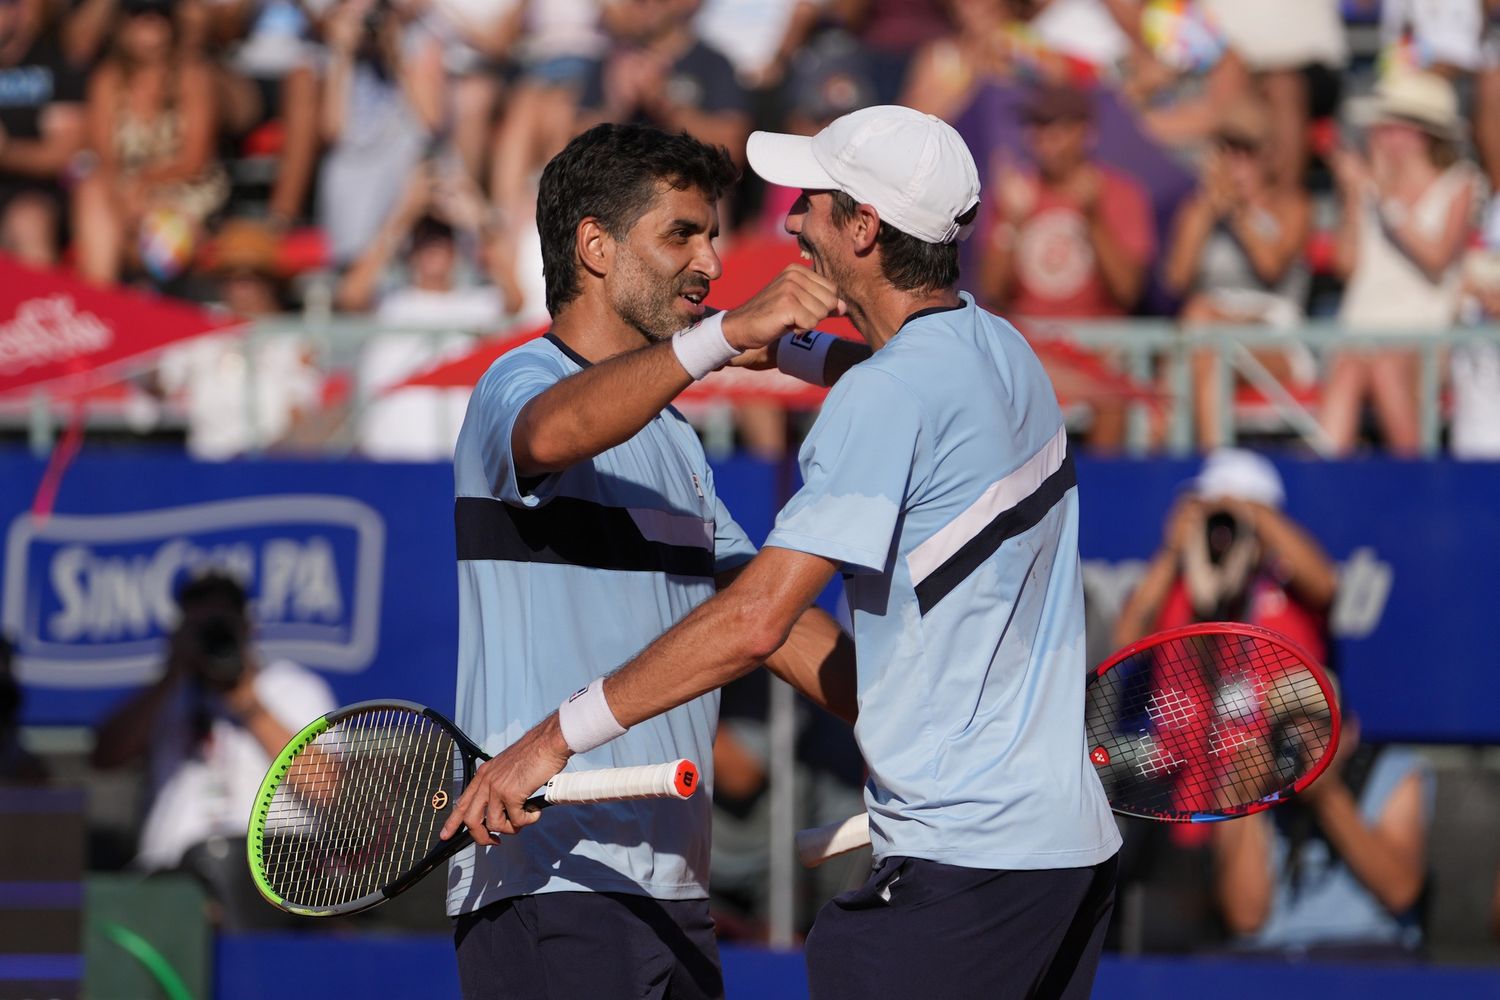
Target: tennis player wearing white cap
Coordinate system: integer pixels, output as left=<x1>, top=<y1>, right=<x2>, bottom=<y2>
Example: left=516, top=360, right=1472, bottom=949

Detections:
left=459, top=106, right=1122, bottom=999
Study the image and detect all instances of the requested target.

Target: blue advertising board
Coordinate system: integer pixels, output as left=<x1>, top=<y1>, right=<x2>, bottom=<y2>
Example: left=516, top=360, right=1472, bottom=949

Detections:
left=1, top=450, right=1495, bottom=743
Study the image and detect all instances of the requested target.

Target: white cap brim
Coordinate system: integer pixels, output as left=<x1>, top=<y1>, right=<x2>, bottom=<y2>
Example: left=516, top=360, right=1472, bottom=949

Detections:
left=747, top=131, right=839, bottom=192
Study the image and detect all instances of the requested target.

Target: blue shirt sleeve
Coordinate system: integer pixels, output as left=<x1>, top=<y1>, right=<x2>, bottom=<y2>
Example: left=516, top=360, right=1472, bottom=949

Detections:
left=468, top=349, right=569, bottom=507
left=764, top=366, right=925, bottom=575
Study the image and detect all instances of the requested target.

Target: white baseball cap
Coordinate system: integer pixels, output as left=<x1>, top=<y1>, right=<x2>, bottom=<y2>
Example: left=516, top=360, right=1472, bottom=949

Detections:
left=746, top=105, right=981, bottom=245
left=1190, top=448, right=1285, bottom=509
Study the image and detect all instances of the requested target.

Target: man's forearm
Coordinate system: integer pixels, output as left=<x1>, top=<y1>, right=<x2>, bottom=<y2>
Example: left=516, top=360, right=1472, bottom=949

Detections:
left=599, top=548, right=836, bottom=731
left=763, top=606, right=858, bottom=723
left=513, top=338, right=694, bottom=475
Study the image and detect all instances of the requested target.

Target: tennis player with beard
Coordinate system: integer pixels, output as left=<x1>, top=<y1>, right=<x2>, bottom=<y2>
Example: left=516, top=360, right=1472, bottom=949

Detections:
left=454, top=107, right=1122, bottom=999
left=444, top=123, right=860, bottom=1000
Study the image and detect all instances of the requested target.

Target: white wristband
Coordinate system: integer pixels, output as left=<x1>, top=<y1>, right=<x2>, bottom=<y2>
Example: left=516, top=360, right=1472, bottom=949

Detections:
left=671, top=311, right=738, bottom=380
left=558, top=678, right=627, bottom=754
left=776, top=330, right=834, bottom=386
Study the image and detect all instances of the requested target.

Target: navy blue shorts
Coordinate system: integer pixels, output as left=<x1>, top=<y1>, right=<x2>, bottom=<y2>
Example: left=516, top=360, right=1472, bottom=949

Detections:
left=453, top=891, right=723, bottom=1000
left=806, top=853, right=1119, bottom=1000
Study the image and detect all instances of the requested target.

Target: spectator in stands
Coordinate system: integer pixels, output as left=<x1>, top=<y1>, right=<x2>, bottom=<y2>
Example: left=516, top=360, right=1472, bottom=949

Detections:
left=408, top=0, right=519, bottom=185
left=156, top=219, right=323, bottom=458
left=1108, top=448, right=1339, bottom=950
left=900, top=0, right=1136, bottom=123
left=1162, top=97, right=1313, bottom=450
left=696, top=0, right=824, bottom=93
left=0, top=0, right=86, bottom=268
left=1322, top=70, right=1478, bottom=456
left=1113, top=448, right=1336, bottom=657
left=1198, top=0, right=1347, bottom=189
left=976, top=83, right=1154, bottom=449
left=316, top=0, right=443, bottom=267
left=899, top=0, right=1018, bottom=123
left=1378, top=0, right=1500, bottom=231
left=1452, top=234, right=1500, bottom=458
left=71, top=0, right=229, bottom=285
left=836, top=0, right=950, bottom=104
left=576, top=0, right=750, bottom=163
left=198, top=0, right=322, bottom=229
left=1115, top=0, right=1254, bottom=166
left=1213, top=674, right=1433, bottom=957
left=91, top=573, right=335, bottom=928
left=336, top=161, right=507, bottom=460
left=486, top=0, right=604, bottom=315
left=0, top=633, right=48, bottom=785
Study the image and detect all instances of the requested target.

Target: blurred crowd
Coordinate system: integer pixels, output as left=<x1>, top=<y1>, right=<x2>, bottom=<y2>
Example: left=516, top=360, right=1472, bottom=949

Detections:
left=5, top=0, right=1500, bottom=458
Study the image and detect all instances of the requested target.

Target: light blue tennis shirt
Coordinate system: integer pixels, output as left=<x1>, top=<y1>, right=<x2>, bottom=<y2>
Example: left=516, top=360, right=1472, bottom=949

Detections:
left=765, top=293, right=1121, bottom=870
left=446, top=334, right=756, bottom=916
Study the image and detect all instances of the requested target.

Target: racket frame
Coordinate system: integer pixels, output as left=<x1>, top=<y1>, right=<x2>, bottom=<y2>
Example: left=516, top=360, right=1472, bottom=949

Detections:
left=1091, top=621, right=1342, bottom=823
left=246, top=699, right=489, bottom=917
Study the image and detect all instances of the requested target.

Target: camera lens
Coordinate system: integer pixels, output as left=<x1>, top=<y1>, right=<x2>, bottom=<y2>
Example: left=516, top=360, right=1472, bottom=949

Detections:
left=1204, top=510, right=1240, bottom=566
left=192, top=616, right=245, bottom=688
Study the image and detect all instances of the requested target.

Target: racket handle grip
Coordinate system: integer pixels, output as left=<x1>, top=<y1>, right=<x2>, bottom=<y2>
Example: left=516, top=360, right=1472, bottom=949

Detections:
left=542, top=759, right=699, bottom=805
left=796, top=813, right=870, bottom=868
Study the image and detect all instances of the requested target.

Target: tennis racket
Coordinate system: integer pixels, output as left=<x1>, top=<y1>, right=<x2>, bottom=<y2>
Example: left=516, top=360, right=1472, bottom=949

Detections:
left=246, top=700, right=700, bottom=916
left=797, top=622, right=1340, bottom=867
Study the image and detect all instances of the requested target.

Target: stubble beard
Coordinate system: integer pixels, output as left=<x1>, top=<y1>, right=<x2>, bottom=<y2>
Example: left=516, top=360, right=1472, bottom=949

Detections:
left=611, top=244, right=693, bottom=343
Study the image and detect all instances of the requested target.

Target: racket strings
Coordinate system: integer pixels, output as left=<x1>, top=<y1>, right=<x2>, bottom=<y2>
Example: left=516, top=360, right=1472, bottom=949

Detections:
left=1087, top=633, right=1334, bottom=819
left=259, top=707, right=457, bottom=910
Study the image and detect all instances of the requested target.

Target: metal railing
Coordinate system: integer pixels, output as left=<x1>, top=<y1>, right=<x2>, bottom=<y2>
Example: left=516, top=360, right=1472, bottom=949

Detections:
left=15, top=317, right=1500, bottom=459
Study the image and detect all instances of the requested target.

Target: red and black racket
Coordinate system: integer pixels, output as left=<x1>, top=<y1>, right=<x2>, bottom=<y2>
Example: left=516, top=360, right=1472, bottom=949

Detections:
left=798, top=622, right=1340, bottom=866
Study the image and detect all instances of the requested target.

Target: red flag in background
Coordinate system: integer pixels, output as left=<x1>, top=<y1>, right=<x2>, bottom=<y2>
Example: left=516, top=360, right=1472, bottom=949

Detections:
left=0, top=257, right=234, bottom=398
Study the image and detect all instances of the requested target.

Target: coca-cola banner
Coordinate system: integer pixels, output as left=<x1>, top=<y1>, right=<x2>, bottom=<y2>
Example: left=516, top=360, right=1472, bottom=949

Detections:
left=0, top=257, right=232, bottom=397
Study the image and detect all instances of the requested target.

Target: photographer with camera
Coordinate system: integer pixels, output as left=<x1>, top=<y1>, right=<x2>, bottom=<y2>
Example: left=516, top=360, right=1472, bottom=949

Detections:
left=1113, top=449, right=1431, bottom=956
left=1106, top=448, right=1342, bottom=950
left=92, top=572, right=334, bottom=926
left=1113, top=448, right=1337, bottom=657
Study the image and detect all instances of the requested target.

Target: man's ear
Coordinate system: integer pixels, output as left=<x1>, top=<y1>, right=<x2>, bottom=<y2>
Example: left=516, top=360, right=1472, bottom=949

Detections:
left=849, top=203, right=881, bottom=255
left=578, top=217, right=611, bottom=280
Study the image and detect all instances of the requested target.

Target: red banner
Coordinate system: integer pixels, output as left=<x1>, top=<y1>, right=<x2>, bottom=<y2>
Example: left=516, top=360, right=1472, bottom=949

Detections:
left=0, top=257, right=233, bottom=397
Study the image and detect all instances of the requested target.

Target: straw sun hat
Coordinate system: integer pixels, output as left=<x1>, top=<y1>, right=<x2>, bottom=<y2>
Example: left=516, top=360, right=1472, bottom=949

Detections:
left=1351, top=70, right=1465, bottom=142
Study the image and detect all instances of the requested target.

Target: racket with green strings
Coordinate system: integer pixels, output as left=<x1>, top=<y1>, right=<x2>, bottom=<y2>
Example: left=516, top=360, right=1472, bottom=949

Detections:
left=246, top=699, right=699, bottom=916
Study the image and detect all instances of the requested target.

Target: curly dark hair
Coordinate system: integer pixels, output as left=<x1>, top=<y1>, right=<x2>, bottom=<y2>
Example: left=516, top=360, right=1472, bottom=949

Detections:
left=537, top=124, right=739, bottom=317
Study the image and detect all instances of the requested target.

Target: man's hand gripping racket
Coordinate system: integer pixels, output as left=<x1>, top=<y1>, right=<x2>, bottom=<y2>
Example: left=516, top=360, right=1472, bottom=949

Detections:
left=246, top=700, right=699, bottom=916
left=798, top=623, right=1341, bottom=867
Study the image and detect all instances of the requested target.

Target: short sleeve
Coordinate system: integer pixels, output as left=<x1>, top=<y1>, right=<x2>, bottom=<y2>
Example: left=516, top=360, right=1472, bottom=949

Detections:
left=467, top=349, right=569, bottom=507
left=764, top=367, right=923, bottom=575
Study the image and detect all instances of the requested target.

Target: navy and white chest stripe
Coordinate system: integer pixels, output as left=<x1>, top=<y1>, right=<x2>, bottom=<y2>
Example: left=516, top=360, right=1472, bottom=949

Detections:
left=905, top=425, right=1075, bottom=615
